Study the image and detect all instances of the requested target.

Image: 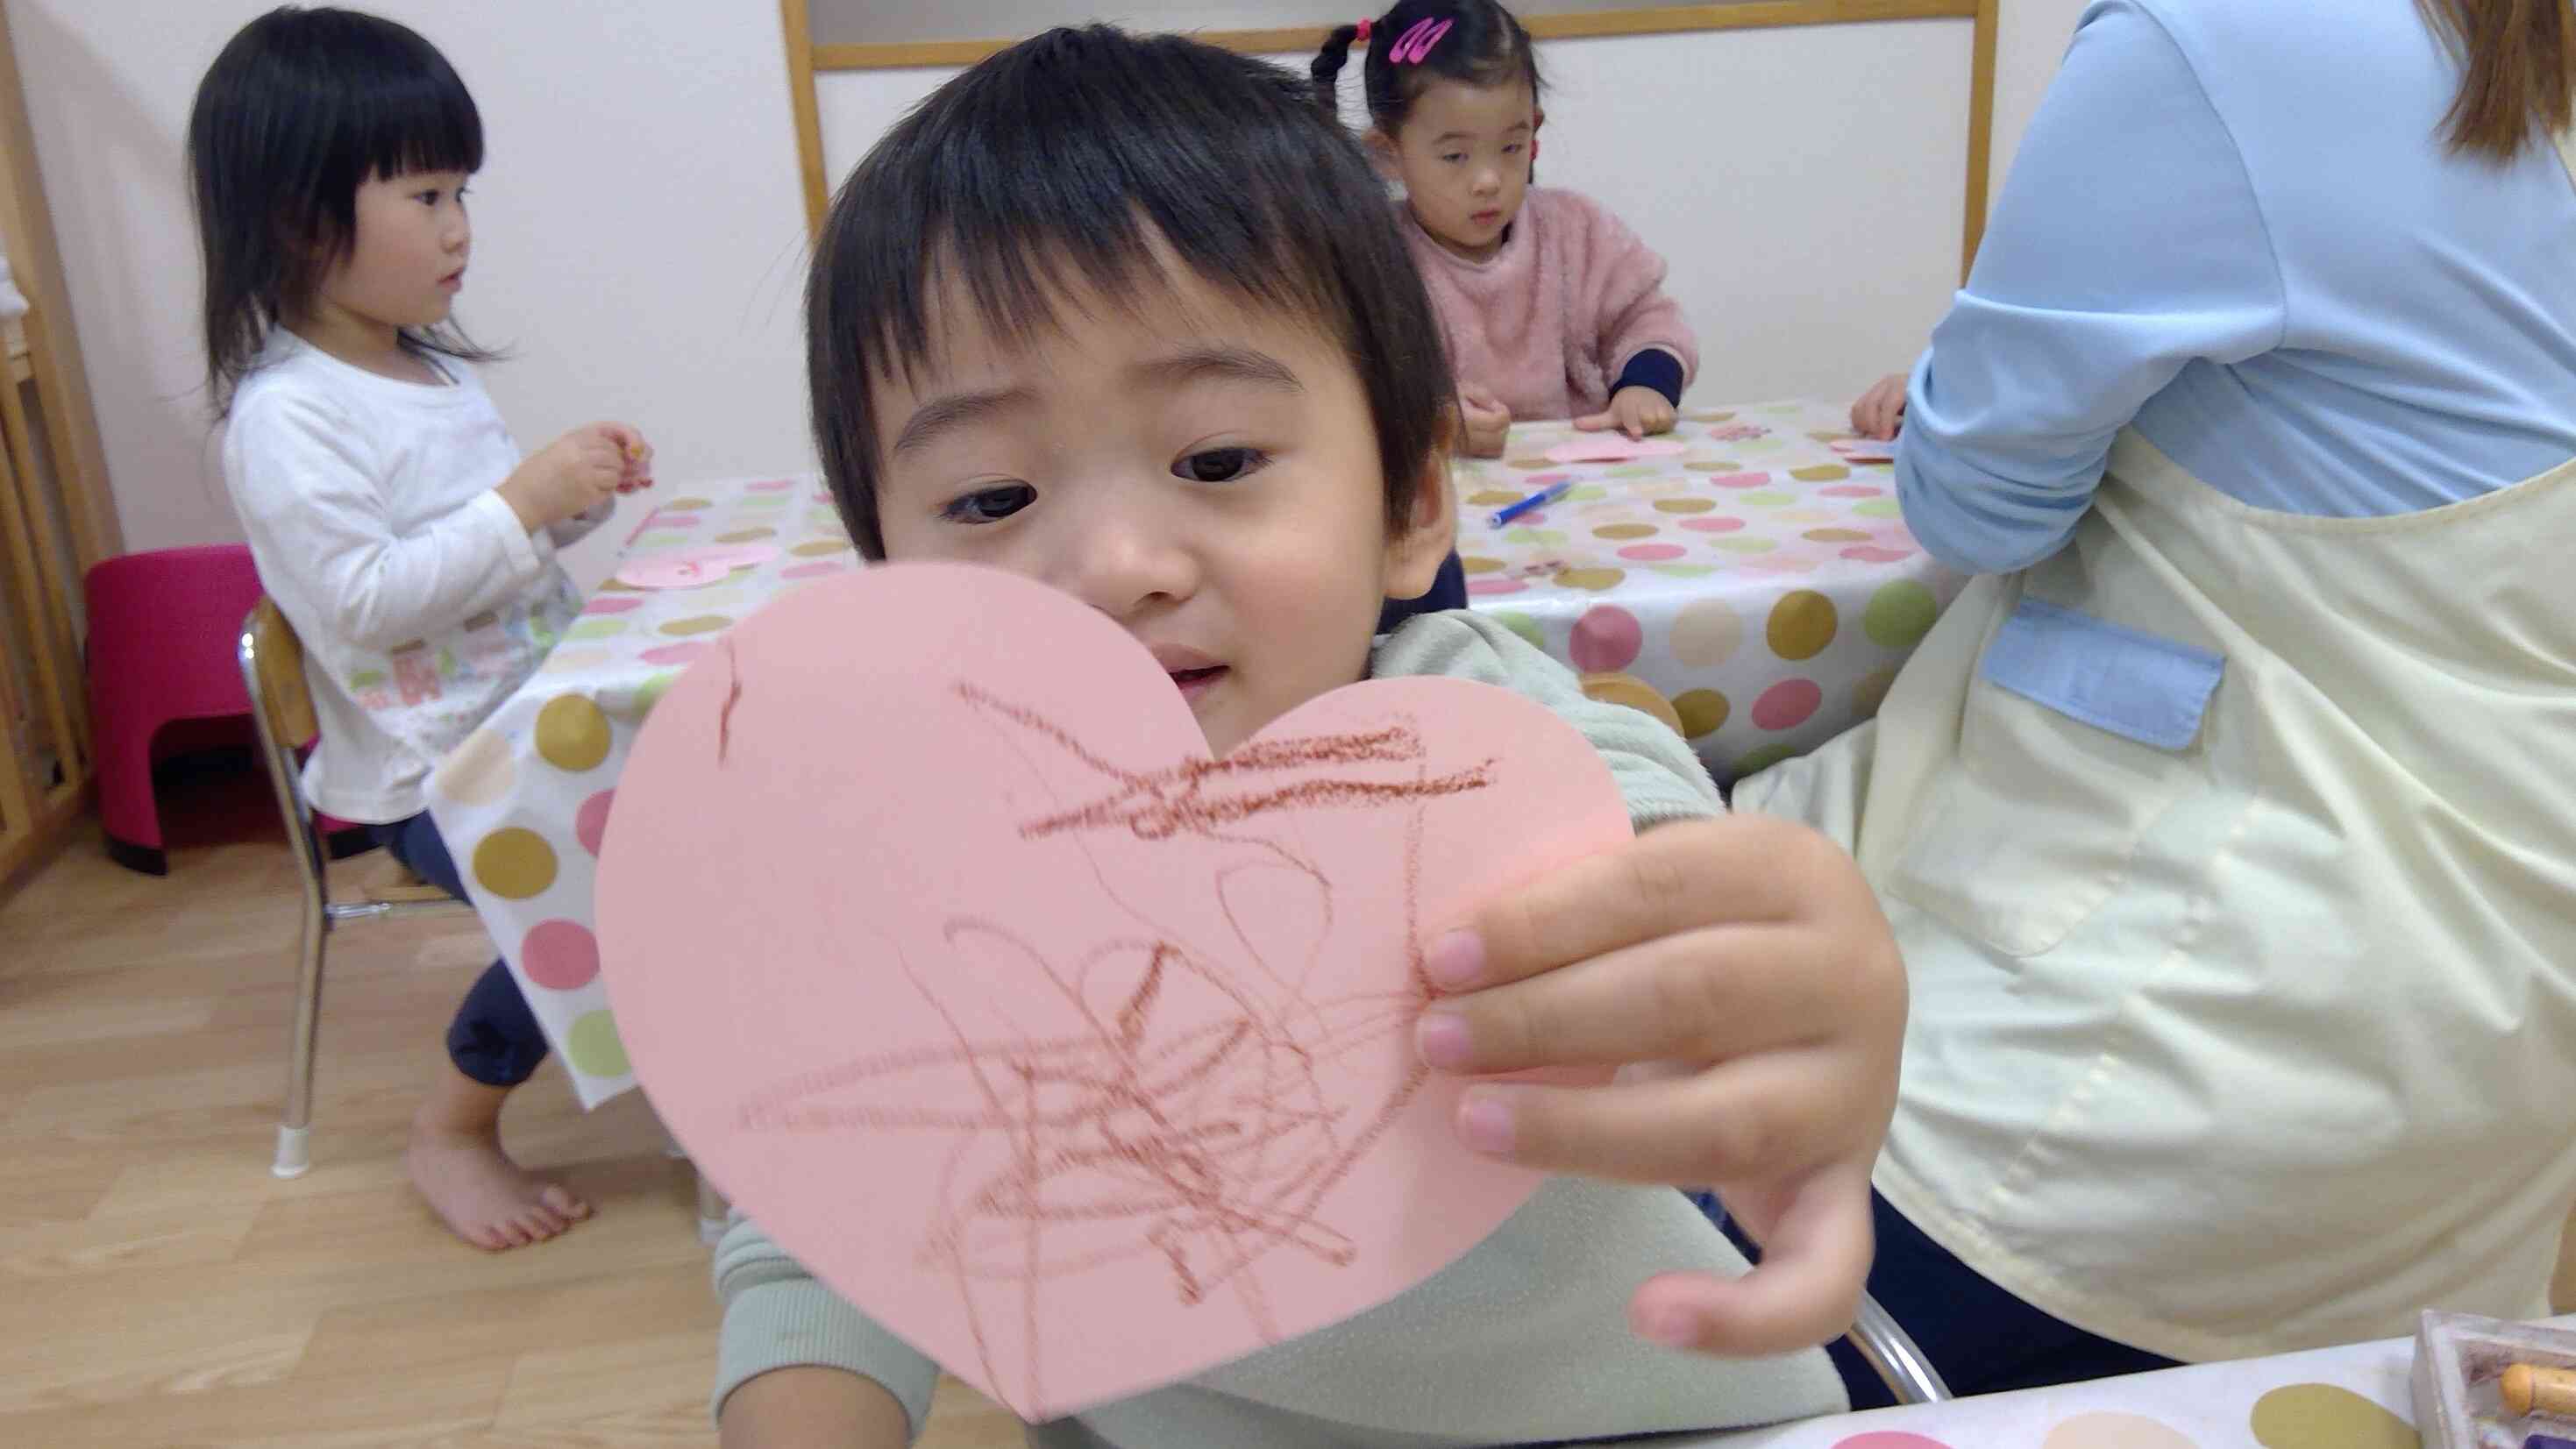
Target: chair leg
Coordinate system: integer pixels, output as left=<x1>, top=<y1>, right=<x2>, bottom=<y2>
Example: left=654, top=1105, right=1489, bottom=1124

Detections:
left=695, top=1166, right=729, bottom=1246
left=272, top=899, right=326, bottom=1179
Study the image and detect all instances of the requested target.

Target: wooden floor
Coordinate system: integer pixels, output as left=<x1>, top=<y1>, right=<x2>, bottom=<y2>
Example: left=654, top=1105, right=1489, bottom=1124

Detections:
left=4, top=763, right=2569, bottom=1448
left=0, top=761, right=1025, bottom=1448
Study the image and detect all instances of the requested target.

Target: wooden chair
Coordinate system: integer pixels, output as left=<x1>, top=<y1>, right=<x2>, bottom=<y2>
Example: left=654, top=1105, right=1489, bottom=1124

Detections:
left=237, top=600, right=467, bottom=1178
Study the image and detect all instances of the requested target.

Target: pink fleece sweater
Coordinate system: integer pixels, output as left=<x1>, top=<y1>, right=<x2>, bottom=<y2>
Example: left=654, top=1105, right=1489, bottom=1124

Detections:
left=1400, top=187, right=1698, bottom=421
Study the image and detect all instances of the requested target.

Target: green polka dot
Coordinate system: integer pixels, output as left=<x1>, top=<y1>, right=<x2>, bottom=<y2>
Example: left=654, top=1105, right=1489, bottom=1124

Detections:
left=662, top=496, right=715, bottom=511
left=1864, top=580, right=1940, bottom=649
left=1488, top=611, right=1546, bottom=651
left=1854, top=500, right=1904, bottom=518
left=1684, top=461, right=1742, bottom=473
left=1504, top=528, right=1569, bottom=547
left=565, top=617, right=630, bottom=641
left=632, top=671, right=680, bottom=715
left=565, top=1011, right=630, bottom=1077
left=1649, top=564, right=1719, bottom=579
left=1738, top=491, right=1795, bottom=507
left=631, top=532, right=689, bottom=550
left=1709, top=536, right=1777, bottom=554
left=660, top=614, right=734, bottom=636
left=1762, top=403, right=1804, bottom=416
left=1732, top=742, right=1801, bottom=776
left=473, top=828, right=558, bottom=899
left=1605, top=465, right=1658, bottom=479
left=535, top=694, right=614, bottom=772
left=715, top=527, right=777, bottom=543
left=1566, top=485, right=1609, bottom=502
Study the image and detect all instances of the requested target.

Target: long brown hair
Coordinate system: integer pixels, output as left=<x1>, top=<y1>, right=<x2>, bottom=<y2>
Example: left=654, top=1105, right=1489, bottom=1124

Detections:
left=2419, top=0, right=2576, bottom=160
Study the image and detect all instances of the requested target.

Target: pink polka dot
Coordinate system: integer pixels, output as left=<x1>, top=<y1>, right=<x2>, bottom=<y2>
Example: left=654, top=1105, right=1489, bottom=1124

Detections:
left=651, top=513, right=704, bottom=529
left=1680, top=515, right=1747, bottom=533
left=1569, top=605, right=1644, bottom=671
left=1821, top=485, right=1887, bottom=498
left=583, top=595, right=644, bottom=614
left=781, top=560, right=850, bottom=580
left=522, top=919, right=601, bottom=991
left=1468, top=577, right=1527, bottom=596
left=1840, top=545, right=1917, bottom=563
left=1711, top=472, right=1773, bottom=489
left=1753, top=678, right=1825, bottom=730
left=1616, top=543, right=1688, bottom=562
left=640, top=642, right=714, bottom=667
left=748, top=479, right=795, bottom=492
left=1513, top=511, right=1553, bottom=526
left=575, top=789, right=615, bottom=857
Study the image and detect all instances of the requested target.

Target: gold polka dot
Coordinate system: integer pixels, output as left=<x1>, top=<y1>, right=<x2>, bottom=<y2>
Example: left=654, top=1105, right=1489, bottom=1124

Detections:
left=1808, top=430, right=1855, bottom=444
left=1553, top=567, right=1626, bottom=591
left=1581, top=673, right=1683, bottom=736
left=535, top=694, right=613, bottom=772
left=715, top=528, right=776, bottom=543
left=1654, top=498, right=1717, bottom=515
left=473, top=828, right=558, bottom=900
left=1767, top=591, right=1839, bottom=660
left=1507, top=458, right=1554, bottom=470
left=1804, top=528, right=1871, bottom=543
left=1854, top=668, right=1898, bottom=718
left=1685, top=410, right=1737, bottom=423
left=662, top=496, right=715, bottom=511
left=1675, top=688, right=1731, bottom=738
left=1467, top=489, right=1523, bottom=506
left=433, top=728, right=516, bottom=806
left=593, top=577, right=642, bottom=593
left=1684, top=460, right=1742, bottom=473
left=1790, top=465, right=1852, bottom=483
left=1593, top=523, right=1659, bottom=541
left=1460, top=556, right=1506, bottom=575
left=660, top=614, right=733, bottom=636
left=791, top=539, right=852, bottom=558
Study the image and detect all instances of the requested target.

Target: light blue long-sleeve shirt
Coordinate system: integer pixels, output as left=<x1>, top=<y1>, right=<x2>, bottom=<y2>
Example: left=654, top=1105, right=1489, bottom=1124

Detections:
left=1900, top=0, right=2576, bottom=574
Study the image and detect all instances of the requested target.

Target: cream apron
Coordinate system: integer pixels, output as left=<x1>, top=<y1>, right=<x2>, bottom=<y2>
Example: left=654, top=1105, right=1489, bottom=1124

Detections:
left=1737, top=135, right=2576, bottom=1362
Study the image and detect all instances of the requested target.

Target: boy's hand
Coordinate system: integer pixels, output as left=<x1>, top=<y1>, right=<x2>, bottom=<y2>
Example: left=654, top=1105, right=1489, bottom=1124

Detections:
left=1413, top=814, right=1904, bottom=1357
left=497, top=422, right=651, bottom=532
left=1851, top=373, right=1908, bottom=441
left=720, top=1366, right=909, bottom=1449
left=1459, top=383, right=1512, bottom=458
left=1576, top=386, right=1677, bottom=441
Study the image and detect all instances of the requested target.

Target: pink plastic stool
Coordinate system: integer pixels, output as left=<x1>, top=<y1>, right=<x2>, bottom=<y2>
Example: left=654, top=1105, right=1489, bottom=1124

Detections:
left=85, top=543, right=266, bottom=874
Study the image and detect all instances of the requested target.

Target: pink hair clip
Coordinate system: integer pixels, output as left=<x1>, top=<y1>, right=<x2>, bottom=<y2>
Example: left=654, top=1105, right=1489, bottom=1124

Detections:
left=1355, top=18, right=1372, bottom=41
left=1390, top=18, right=1452, bottom=63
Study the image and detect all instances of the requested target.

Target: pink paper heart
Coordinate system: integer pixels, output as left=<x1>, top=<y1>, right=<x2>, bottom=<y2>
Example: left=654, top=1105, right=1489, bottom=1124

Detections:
left=616, top=543, right=781, bottom=590
left=1544, top=437, right=1688, bottom=465
left=595, top=564, right=1632, bottom=1420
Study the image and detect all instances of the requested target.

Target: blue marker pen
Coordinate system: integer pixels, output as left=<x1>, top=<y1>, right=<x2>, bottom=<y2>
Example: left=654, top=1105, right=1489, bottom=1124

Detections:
left=1488, top=479, right=1573, bottom=529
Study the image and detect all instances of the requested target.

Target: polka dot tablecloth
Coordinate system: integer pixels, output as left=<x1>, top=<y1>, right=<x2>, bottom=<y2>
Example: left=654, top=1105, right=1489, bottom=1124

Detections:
left=1457, top=401, right=1965, bottom=781
left=1675, top=1317, right=2572, bottom=1448
left=423, top=476, right=856, bottom=1107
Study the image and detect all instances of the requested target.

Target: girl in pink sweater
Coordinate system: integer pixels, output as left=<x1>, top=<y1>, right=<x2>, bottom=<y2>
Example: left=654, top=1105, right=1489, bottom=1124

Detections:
left=1313, top=2, right=1697, bottom=457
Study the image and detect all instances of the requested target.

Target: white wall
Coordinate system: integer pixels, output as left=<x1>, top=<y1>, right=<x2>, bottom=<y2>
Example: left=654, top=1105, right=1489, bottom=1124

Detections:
left=821, top=18, right=1976, bottom=411
left=9, top=0, right=815, bottom=582
left=14, top=1, right=2083, bottom=572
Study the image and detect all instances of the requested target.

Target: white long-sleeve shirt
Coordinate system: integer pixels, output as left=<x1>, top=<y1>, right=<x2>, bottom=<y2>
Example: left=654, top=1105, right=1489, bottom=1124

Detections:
left=224, top=332, right=607, bottom=822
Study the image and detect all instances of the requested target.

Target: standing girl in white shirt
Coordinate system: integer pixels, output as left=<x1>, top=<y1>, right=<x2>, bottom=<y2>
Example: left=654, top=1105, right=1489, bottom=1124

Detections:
left=190, top=5, right=651, bottom=1251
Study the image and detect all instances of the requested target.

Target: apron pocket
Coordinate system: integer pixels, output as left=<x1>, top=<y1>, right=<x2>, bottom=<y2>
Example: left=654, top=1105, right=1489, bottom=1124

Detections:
left=1889, top=596, right=2225, bottom=957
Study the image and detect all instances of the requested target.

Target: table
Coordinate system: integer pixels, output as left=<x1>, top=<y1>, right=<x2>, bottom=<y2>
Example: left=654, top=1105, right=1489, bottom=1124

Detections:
left=423, top=476, right=857, bottom=1105
left=1679, top=1317, right=2576, bottom=1448
left=1458, top=401, right=1964, bottom=782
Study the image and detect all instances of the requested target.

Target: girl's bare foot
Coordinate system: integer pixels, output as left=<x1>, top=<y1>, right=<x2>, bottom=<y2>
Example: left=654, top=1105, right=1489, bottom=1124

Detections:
left=405, top=1071, right=593, bottom=1250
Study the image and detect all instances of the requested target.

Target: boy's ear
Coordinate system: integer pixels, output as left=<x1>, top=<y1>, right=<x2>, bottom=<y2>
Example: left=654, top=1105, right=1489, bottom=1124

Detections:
left=1383, top=432, right=1457, bottom=601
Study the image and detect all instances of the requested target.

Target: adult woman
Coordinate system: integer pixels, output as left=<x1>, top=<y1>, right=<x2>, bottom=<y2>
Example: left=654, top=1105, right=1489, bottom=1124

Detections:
left=1766, top=0, right=2576, bottom=1403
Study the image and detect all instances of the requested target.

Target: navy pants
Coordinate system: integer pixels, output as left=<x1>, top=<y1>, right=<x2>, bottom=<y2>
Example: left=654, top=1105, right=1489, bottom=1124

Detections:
left=370, top=813, right=551, bottom=1089
left=1708, top=1190, right=2179, bottom=1408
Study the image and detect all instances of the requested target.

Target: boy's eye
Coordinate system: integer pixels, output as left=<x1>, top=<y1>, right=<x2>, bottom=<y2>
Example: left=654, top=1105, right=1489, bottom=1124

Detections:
left=1503, top=143, right=1525, bottom=155
left=1174, top=447, right=1265, bottom=484
left=1441, top=153, right=1467, bottom=165
left=940, top=482, right=1035, bottom=523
